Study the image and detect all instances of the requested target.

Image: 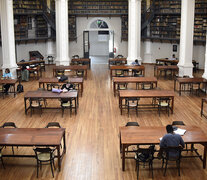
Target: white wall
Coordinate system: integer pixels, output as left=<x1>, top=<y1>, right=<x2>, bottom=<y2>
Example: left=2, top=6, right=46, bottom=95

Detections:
left=143, top=41, right=205, bottom=69
left=69, top=17, right=128, bottom=58
left=15, top=42, right=47, bottom=62
left=89, top=31, right=109, bottom=56
left=0, top=47, right=2, bottom=66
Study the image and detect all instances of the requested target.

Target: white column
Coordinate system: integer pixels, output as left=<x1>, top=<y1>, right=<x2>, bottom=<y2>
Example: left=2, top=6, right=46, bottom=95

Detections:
left=178, top=0, right=195, bottom=77
left=55, top=0, right=70, bottom=66
left=143, top=40, right=153, bottom=63
left=0, top=0, right=17, bottom=78
left=127, top=0, right=142, bottom=65
left=47, top=24, right=55, bottom=61
left=202, top=33, right=207, bottom=79
left=143, top=0, right=153, bottom=63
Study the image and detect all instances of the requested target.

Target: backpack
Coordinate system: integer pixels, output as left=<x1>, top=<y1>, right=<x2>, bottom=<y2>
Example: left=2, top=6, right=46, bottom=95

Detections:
left=17, top=84, right=24, bottom=93
left=59, top=75, right=68, bottom=82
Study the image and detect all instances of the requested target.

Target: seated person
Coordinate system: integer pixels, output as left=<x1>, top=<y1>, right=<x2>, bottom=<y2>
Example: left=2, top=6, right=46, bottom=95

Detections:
left=170, top=54, right=176, bottom=60
left=21, top=65, right=29, bottom=82
left=61, top=83, right=74, bottom=92
left=132, top=59, right=140, bottom=76
left=158, top=125, right=185, bottom=159
left=131, top=59, right=140, bottom=66
left=2, top=68, right=12, bottom=95
left=61, top=83, right=75, bottom=103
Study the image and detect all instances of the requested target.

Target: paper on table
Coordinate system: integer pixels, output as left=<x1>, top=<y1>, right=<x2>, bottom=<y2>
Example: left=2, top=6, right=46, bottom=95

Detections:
left=174, top=128, right=186, bottom=136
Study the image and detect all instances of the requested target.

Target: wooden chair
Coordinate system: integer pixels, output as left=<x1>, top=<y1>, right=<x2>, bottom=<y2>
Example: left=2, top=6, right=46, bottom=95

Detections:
left=47, top=83, right=60, bottom=91
left=126, top=122, right=139, bottom=127
left=1, top=122, right=17, bottom=154
left=76, top=64, right=84, bottom=77
left=45, top=122, right=62, bottom=128
left=115, top=70, right=124, bottom=77
left=157, top=97, right=171, bottom=116
left=135, top=145, right=155, bottom=180
left=60, top=98, right=73, bottom=117
left=0, top=146, right=5, bottom=169
left=29, top=98, right=42, bottom=117
left=161, top=146, right=183, bottom=176
left=47, top=56, right=54, bottom=64
left=190, top=83, right=200, bottom=96
left=172, top=121, right=185, bottom=126
left=141, top=82, right=153, bottom=90
left=56, top=70, right=65, bottom=77
left=45, top=122, right=62, bottom=149
left=133, top=70, right=143, bottom=77
left=0, top=85, right=5, bottom=98
left=126, top=98, right=140, bottom=117
left=33, top=147, right=56, bottom=178
left=117, top=82, right=127, bottom=92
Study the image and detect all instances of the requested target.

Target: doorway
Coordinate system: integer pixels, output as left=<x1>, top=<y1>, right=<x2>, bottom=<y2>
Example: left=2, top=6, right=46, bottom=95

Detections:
left=83, top=19, right=114, bottom=64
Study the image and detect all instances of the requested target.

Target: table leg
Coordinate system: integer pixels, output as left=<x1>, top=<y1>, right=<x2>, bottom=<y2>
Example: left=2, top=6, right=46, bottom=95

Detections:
left=13, top=84, right=16, bottom=97
left=110, top=70, right=112, bottom=80
left=179, top=83, right=182, bottom=96
left=81, top=82, right=83, bottom=96
left=203, top=144, right=207, bottom=169
left=24, top=97, right=27, bottom=115
left=122, top=144, right=126, bottom=171
left=85, top=70, right=87, bottom=80
left=75, top=98, right=77, bottom=115
left=63, top=131, right=66, bottom=154
left=174, top=79, right=176, bottom=91
left=114, top=82, right=116, bottom=97
left=171, top=97, right=174, bottom=114
left=120, top=97, right=123, bottom=115
left=201, top=99, right=204, bottom=117
left=57, top=145, right=61, bottom=171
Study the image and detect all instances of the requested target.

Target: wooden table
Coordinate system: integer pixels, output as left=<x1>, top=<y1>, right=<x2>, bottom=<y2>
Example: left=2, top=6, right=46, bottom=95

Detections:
left=120, top=126, right=207, bottom=171
left=119, top=90, right=174, bottom=114
left=71, top=58, right=91, bottom=69
left=110, top=65, right=145, bottom=79
left=24, top=91, right=78, bottom=115
left=156, top=59, right=178, bottom=65
left=17, top=60, right=45, bottom=66
left=53, top=65, right=88, bottom=80
left=0, top=128, right=66, bottom=171
left=0, top=79, right=18, bottom=97
left=16, top=66, right=42, bottom=80
left=154, top=65, right=179, bottom=79
left=174, top=77, right=207, bottom=96
left=113, top=77, right=158, bottom=96
left=39, top=77, right=84, bottom=96
left=108, top=58, right=127, bottom=68
left=201, top=98, right=207, bottom=118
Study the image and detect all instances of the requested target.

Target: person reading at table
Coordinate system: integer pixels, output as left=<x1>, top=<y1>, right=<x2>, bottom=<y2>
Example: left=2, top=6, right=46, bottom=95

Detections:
left=170, top=54, right=176, bottom=60
left=2, top=68, right=12, bottom=95
left=158, top=124, right=185, bottom=159
left=131, top=59, right=140, bottom=66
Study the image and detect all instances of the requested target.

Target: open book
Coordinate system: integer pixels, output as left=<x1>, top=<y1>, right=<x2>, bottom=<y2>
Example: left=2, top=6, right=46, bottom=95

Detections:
left=173, top=128, right=186, bottom=136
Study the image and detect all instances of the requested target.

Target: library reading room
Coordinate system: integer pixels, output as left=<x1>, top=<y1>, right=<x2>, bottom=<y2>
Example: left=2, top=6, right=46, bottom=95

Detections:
left=1, top=0, right=207, bottom=179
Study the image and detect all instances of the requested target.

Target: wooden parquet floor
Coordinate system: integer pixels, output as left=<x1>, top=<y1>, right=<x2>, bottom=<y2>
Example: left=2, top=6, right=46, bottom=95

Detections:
left=0, top=63, right=207, bottom=180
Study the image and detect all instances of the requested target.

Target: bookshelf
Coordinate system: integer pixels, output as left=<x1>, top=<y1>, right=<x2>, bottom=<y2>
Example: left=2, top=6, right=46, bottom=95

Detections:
left=121, top=15, right=128, bottom=41
left=35, top=15, right=48, bottom=38
left=68, top=0, right=128, bottom=15
left=69, top=16, right=77, bottom=41
left=149, top=0, right=207, bottom=42
left=13, top=0, right=43, bottom=14
left=14, top=15, right=28, bottom=39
